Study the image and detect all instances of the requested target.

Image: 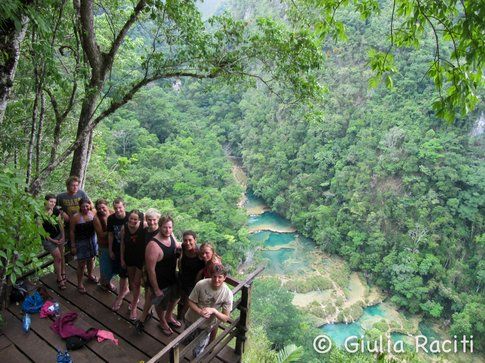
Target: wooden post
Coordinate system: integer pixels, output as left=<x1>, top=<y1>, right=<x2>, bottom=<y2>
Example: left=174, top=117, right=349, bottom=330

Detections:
left=169, top=345, right=179, bottom=363
left=235, top=284, right=251, bottom=356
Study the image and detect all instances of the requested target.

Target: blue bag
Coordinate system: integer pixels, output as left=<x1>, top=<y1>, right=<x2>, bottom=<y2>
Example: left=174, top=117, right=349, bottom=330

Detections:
left=57, top=349, right=73, bottom=363
left=21, top=291, right=44, bottom=313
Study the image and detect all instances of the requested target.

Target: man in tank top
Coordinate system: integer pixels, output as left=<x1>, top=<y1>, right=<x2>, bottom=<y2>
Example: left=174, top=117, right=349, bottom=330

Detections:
left=145, top=215, right=182, bottom=336
left=134, top=208, right=161, bottom=334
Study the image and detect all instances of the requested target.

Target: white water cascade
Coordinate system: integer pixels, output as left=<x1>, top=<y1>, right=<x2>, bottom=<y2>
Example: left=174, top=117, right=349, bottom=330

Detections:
left=470, top=112, right=485, bottom=137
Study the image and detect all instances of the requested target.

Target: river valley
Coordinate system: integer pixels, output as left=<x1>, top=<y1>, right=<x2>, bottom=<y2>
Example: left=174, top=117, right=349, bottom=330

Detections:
left=228, top=154, right=482, bottom=362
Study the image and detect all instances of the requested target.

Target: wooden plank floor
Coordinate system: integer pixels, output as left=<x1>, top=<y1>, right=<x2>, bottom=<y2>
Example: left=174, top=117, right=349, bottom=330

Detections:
left=2, top=262, right=240, bottom=363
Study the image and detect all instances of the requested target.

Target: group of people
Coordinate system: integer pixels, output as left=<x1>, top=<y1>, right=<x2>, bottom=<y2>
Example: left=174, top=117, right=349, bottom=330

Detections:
left=41, top=176, right=233, bottom=357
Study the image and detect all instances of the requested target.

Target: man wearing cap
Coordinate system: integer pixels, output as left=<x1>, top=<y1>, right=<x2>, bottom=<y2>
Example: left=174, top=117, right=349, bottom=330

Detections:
left=184, top=264, right=233, bottom=358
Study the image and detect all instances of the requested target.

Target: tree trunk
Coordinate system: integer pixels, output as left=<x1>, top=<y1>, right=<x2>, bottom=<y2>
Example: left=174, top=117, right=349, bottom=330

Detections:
left=26, top=81, right=40, bottom=186
left=82, top=130, right=94, bottom=189
left=69, top=92, right=99, bottom=181
left=0, top=16, right=29, bottom=125
left=35, top=91, right=45, bottom=177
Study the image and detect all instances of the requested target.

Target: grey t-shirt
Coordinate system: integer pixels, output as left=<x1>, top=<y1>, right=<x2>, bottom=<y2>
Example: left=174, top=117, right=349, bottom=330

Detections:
left=56, top=190, right=88, bottom=217
left=185, top=278, right=233, bottom=330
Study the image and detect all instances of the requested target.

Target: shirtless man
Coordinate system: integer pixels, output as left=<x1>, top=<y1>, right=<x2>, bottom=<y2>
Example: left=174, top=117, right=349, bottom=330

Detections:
left=145, top=216, right=181, bottom=336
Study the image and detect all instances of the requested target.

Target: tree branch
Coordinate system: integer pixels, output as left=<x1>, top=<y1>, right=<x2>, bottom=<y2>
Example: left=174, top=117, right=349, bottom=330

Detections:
left=97, top=2, right=117, bottom=43
left=104, top=0, right=147, bottom=68
left=28, top=68, right=222, bottom=193
left=416, top=0, right=443, bottom=99
left=76, top=0, right=102, bottom=71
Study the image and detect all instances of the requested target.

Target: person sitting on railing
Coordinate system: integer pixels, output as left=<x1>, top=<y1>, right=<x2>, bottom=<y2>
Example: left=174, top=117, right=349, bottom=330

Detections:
left=196, top=242, right=223, bottom=342
left=184, top=263, right=233, bottom=358
left=41, top=193, right=67, bottom=290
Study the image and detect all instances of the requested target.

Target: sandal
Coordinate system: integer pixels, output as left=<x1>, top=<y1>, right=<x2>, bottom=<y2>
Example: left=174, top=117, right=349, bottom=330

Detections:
left=134, top=320, right=144, bottom=334
left=158, top=324, right=173, bottom=336
left=111, top=299, right=122, bottom=312
left=167, top=318, right=181, bottom=328
left=87, top=275, right=99, bottom=284
left=100, top=283, right=117, bottom=293
left=77, top=286, right=87, bottom=294
left=128, top=298, right=140, bottom=310
left=129, top=308, right=138, bottom=321
left=57, top=278, right=67, bottom=290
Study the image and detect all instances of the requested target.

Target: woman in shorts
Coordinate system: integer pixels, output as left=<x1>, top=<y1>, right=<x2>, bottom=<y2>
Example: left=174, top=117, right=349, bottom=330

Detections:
left=120, top=210, right=146, bottom=320
left=70, top=198, right=100, bottom=294
left=41, top=193, right=67, bottom=290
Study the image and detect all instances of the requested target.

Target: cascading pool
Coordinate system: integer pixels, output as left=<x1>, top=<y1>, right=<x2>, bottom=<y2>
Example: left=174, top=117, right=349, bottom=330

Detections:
left=245, top=192, right=441, bottom=350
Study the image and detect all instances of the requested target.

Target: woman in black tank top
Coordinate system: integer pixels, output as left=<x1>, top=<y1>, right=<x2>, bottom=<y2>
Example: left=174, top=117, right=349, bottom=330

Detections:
left=177, top=231, right=205, bottom=320
left=120, top=210, right=145, bottom=320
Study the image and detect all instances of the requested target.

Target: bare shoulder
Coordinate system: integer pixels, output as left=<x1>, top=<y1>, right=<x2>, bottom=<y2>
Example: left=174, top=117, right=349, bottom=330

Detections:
left=146, top=239, right=158, bottom=250
left=146, top=240, right=163, bottom=259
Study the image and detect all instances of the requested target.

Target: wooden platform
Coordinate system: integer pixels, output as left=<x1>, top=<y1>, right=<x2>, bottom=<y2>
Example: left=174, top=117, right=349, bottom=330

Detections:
left=1, top=262, right=240, bottom=363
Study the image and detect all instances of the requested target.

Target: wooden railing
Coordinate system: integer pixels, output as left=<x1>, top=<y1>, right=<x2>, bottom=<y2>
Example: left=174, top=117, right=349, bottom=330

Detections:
left=147, top=265, right=265, bottom=363
left=3, top=249, right=264, bottom=363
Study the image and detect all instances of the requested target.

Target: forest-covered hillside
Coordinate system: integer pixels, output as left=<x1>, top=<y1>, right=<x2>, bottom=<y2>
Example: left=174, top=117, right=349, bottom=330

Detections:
left=221, top=3, right=485, bottom=353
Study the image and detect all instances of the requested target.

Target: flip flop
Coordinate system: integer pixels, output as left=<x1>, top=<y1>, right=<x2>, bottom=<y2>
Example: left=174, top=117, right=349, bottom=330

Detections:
left=87, top=275, right=99, bottom=283
left=167, top=318, right=181, bottom=328
left=134, top=320, right=144, bottom=334
left=129, top=308, right=138, bottom=321
left=57, top=278, right=67, bottom=290
left=77, top=286, right=87, bottom=294
left=100, top=283, right=117, bottom=293
left=128, top=298, right=140, bottom=310
left=111, top=299, right=122, bottom=312
left=158, top=324, right=173, bottom=336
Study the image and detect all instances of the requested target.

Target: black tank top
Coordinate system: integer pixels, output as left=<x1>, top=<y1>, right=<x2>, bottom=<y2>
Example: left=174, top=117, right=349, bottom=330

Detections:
left=123, top=222, right=145, bottom=263
left=75, top=215, right=95, bottom=240
left=124, top=222, right=145, bottom=249
left=43, top=207, right=61, bottom=238
left=152, top=235, right=177, bottom=289
left=144, top=228, right=159, bottom=243
left=180, top=248, right=205, bottom=288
